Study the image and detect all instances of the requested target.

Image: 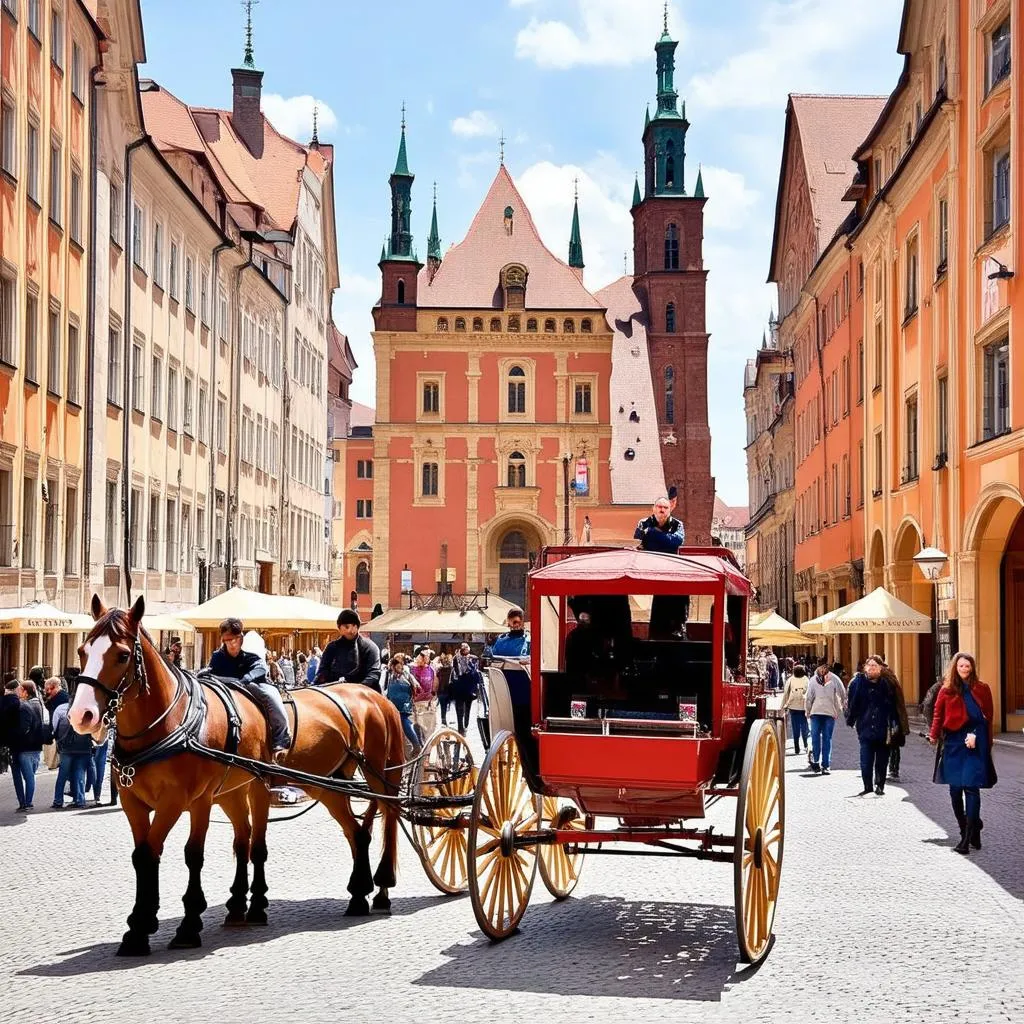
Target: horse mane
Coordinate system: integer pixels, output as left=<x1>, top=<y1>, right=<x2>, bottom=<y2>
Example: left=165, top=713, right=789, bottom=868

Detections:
left=87, top=608, right=155, bottom=649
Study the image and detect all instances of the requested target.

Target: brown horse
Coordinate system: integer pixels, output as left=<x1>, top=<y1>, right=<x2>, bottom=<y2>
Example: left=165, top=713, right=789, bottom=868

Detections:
left=69, top=594, right=405, bottom=956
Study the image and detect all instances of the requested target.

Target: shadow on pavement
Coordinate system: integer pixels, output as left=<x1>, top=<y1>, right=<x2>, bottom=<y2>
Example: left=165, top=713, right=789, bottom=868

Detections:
left=418, top=895, right=759, bottom=1001
left=19, top=894, right=445, bottom=974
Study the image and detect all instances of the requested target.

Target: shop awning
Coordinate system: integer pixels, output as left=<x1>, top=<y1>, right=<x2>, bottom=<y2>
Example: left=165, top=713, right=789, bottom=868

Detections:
left=818, top=587, right=932, bottom=634
left=0, top=602, right=94, bottom=634
left=175, top=588, right=341, bottom=630
left=749, top=610, right=816, bottom=645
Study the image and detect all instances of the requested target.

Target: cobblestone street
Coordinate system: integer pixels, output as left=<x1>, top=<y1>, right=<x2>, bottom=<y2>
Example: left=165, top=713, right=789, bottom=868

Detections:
left=2, top=722, right=1021, bottom=1024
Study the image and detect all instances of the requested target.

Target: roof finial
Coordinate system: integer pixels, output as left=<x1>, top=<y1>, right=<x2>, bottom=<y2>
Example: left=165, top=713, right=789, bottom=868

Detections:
left=311, top=104, right=320, bottom=145
left=401, top=101, right=406, bottom=132
left=623, top=251, right=628, bottom=274
left=663, top=0, right=668, bottom=33
left=499, top=131, right=505, bottom=165
left=241, top=0, right=258, bottom=69
left=574, top=176, right=579, bottom=201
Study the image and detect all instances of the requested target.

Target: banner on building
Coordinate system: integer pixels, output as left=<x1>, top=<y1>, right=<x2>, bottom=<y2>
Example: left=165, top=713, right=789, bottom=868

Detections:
left=574, top=456, right=589, bottom=497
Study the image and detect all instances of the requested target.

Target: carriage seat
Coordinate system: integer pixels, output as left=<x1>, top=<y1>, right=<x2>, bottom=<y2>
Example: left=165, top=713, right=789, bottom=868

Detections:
left=486, top=663, right=541, bottom=790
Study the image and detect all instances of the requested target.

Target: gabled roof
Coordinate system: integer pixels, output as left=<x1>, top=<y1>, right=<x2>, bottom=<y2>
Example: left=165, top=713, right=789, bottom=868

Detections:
left=350, top=402, right=375, bottom=428
left=768, top=94, right=887, bottom=282
left=713, top=495, right=749, bottom=529
left=417, top=165, right=602, bottom=310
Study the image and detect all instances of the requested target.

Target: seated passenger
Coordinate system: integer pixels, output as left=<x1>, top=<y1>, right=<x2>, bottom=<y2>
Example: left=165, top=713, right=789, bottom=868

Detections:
left=490, top=608, right=531, bottom=661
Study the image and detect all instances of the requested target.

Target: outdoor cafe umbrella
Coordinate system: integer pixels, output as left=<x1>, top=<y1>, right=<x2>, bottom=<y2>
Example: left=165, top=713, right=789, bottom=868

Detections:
left=0, top=602, right=94, bottom=634
left=176, top=588, right=340, bottom=630
left=748, top=609, right=815, bottom=646
left=816, top=586, right=931, bottom=634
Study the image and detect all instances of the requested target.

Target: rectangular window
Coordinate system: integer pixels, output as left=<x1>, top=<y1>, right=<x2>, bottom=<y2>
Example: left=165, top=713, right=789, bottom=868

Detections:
left=107, top=325, right=122, bottom=405
left=873, top=320, right=883, bottom=389
left=129, top=487, right=141, bottom=568
left=71, top=41, right=83, bottom=99
left=936, top=374, right=948, bottom=461
left=132, top=202, right=144, bottom=269
left=28, top=0, right=39, bottom=35
left=131, top=340, right=145, bottom=411
left=937, top=198, right=949, bottom=270
left=27, top=120, right=39, bottom=201
left=356, top=499, right=373, bottom=519
left=109, top=180, right=122, bottom=244
left=421, top=462, right=439, bottom=497
left=992, top=147, right=1010, bottom=233
left=574, top=381, right=592, bottom=415
left=904, top=233, right=919, bottom=318
left=69, top=167, right=82, bottom=243
left=152, top=223, right=163, bottom=288
left=63, top=486, right=77, bottom=575
left=0, top=95, right=15, bottom=178
left=183, top=373, right=194, bottom=433
left=0, top=468, right=11, bottom=567
left=49, top=139, right=61, bottom=224
left=104, top=479, right=117, bottom=564
left=165, top=497, right=176, bottom=571
left=169, top=242, right=179, bottom=299
left=508, top=379, right=526, bottom=414
left=167, top=365, right=178, bottom=430
left=904, top=394, right=919, bottom=482
left=856, top=338, right=864, bottom=404
left=200, top=265, right=209, bottom=324
left=66, top=321, right=79, bottom=403
left=185, top=256, right=195, bottom=312
left=50, top=4, right=62, bottom=67
left=422, top=381, right=440, bottom=414
left=873, top=431, right=883, bottom=496
left=217, top=287, right=227, bottom=341
left=150, top=354, right=162, bottom=419
left=356, top=459, right=373, bottom=479
left=22, top=477, right=36, bottom=568
left=216, top=396, right=226, bottom=453
left=857, top=439, right=865, bottom=508
left=982, top=336, right=1010, bottom=441
left=24, top=293, right=38, bottom=379
left=0, top=270, right=14, bottom=365
left=147, top=494, right=160, bottom=570
left=47, top=304, right=60, bottom=394
left=198, top=382, right=208, bottom=444
left=987, top=17, right=1010, bottom=92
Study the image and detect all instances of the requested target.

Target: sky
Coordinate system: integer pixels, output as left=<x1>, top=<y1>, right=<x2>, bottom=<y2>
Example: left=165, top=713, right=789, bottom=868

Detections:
left=139, top=0, right=906, bottom=506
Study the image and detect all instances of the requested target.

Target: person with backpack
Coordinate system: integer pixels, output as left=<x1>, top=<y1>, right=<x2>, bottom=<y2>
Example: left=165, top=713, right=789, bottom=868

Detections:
left=51, top=695, right=95, bottom=809
left=2, top=679, right=46, bottom=810
left=846, top=654, right=906, bottom=796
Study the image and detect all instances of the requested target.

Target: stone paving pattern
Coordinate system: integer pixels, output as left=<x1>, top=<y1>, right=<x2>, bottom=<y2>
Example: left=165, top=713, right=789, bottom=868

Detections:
left=2, top=718, right=1022, bottom=1024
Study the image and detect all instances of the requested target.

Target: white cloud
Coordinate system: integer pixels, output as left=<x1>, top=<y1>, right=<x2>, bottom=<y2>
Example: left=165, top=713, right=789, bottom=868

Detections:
left=699, top=166, right=760, bottom=232
left=514, top=0, right=685, bottom=70
left=688, top=0, right=898, bottom=110
left=456, top=149, right=501, bottom=190
left=451, top=109, right=499, bottom=138
left=261, top=94, right=339, bottom=142
left=331, top=269, right=379, bottom=406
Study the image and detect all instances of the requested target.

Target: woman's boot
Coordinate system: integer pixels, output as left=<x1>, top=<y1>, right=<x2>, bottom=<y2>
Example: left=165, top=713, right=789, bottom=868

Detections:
left=969, top=818, right=982, bottom=850
left=953, top=826, right=971, bottom=855
left=953, top=808, right=967, bottom=844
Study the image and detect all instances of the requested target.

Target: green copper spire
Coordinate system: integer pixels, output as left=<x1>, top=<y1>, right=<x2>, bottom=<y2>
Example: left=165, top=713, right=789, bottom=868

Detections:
left=387, top=105, right=416, bottom=261
left=568, top=179, right=584, bottom=269
left=695, top=165, right=705, bottom=198
left=393, top=104, right=411, bottom=177
left=654, top=11, right=680, bottom=119
left=643, top=9, right=688, bottom=198
left=644, top=105, right=650, bottom=130
left=379, top=242, right=387, bottom=263
left=632, top=174, right=642, bottom=208
left=427, top=182, right=442, bottom=262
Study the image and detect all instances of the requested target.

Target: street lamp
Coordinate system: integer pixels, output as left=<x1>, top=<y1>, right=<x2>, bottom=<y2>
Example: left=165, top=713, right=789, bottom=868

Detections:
left=913, top=546, right=948, bottom=581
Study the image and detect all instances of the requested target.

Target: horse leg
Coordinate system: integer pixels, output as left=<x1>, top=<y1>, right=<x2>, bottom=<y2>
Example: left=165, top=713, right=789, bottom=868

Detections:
left=319, top=791, right=374, bottom=916
left=221, top=789, right=252, bottom=926
left=169, top=798, right=213, bottom=949
left=118, top=789, right=156, bottom=957
left=370, top=707, right=406, bottom=913
left=245, top=785, right=272, bottom=925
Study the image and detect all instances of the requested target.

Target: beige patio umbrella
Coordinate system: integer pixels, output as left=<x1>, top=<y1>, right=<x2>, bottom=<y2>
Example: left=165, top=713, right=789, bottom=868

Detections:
left=0, top=602, right=94, bottom=634
left=819, top=587, right=931, bottom=634
left=176, top=588, right=340, bottom=630
left=748, top=610, right=815, bottom=645
left=142, top=614, right=196, bottom=634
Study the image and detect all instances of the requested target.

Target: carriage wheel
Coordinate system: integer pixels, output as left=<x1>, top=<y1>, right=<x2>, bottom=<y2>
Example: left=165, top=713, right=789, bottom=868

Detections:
left=468, top=730, right=539, bottom=940
left=537, top=796, right=590, bottom=900
left=733, top=718, right=784, bottom=964
left=410, top=729, right=476, bottom=895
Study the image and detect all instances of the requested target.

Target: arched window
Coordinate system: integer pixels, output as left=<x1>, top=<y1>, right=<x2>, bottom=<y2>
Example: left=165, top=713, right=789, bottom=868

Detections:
left=526, top=318, right=538, bottom=332
left=500, top=530, right=528, bottom=559
left=665, top=302, right=676, bottom=333
left=472, top=317, right=483, bottom=332
left=563, top=318, right=575, bottom=333
left=544, top=318, right=556, bottom=333
left=665, top=140, right=676, bottom=188
left=490, top=317, right=502, bottom=332
left=498, top=529, right=530, bottom=608
left=396, top=279, right=405, bottom=304
left=508, top=315, right=521, bottom=333
left=581, top=318, right=592, bottom=333
left=507, top=451, right=527, bottom=488
left=436, top=316, right=449, bottom=332
left=507, top=365, right=526, bottom=414
left=664, top=224, right=679, bottom=270
left=665, top=365, right=675, bottom=423
left=454, top=317, right=466, bottom=332
left=355, top=560, right=370, bottom=594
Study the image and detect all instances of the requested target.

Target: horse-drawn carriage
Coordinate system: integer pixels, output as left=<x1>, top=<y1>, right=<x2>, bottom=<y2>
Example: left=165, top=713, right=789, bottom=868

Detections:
left=71, top=544, right=782, bottom=963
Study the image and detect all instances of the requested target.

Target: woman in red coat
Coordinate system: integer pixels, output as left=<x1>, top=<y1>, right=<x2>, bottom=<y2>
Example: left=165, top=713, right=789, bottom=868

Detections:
left=928, top=652, right=997, bottom=855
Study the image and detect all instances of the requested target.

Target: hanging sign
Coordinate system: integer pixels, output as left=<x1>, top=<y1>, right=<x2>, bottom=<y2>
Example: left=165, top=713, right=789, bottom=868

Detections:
left=400, top=569, right=413, bottom=593
left=574, top=456, right=589, bottom=497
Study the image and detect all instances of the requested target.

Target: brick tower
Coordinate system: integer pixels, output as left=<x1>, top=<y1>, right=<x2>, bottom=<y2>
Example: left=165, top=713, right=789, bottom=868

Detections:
left=630, top=13, right=714, bottom=544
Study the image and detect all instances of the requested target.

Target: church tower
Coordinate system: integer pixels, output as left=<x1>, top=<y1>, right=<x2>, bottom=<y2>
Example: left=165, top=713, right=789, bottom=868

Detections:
left=631, top=10, right=714, bottom=543
left=373, top=109, right=422, bottom=332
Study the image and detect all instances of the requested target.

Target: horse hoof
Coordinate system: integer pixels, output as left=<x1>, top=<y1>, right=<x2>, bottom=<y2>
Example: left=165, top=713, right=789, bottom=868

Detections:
left=344, top=897, right=371, bottom=917
left=245, top=910, right=268, bottom=926
left=223, top=913, right=248, bottom=928
left=371, top=894, right=392, bottom=915
left=168, top=933, right=202, bottom=950
left=116, top=936, right=151, bottom=957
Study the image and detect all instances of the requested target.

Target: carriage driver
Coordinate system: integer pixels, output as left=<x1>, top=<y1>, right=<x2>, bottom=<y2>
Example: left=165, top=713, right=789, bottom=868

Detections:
left=207, top=617, right=292, bottom=761
left=314, top=609, right=383, bottom=691
left=635, top=493, right=690, bottom=639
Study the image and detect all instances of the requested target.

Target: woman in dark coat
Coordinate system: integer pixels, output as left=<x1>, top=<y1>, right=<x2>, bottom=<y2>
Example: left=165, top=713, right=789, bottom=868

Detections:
left=929, top=652, right=996, bottom=855
left=846, top=654, right=904, bottom=796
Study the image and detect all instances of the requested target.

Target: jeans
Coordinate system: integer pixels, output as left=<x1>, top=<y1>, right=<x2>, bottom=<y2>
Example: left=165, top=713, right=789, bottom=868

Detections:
left=789, top=709, right=809, bottom=752
left=439, top=695, right=451, bottom=726
left=53, top=752, right=90, bottom=807
left=86, top=744, right=109, bottom=801
left=398, top=712, right=421, bottom=751
left=248, top=680, right=291, bottom=749
left=859, top=739, right=890, bottom=791
left=11, top=751, right=40, bottom=807
left=950, top=785, right=981, bottom=822
left=454, top=697, right=474, bottom=736
left=809, top=715, right=835, bottom=768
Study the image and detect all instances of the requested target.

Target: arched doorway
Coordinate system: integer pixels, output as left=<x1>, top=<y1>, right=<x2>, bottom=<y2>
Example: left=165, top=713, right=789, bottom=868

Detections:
left=498, top=529, right=532, bottom=610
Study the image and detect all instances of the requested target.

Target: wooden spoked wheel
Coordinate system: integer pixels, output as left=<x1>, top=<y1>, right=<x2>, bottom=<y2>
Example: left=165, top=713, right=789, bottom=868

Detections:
left=468, top=730, right=539, bottom=940
left=537, top=796, right=589, bottom=900
left=410, top=729, right=476, bottom=895
left=733, top=718, right=785, bottom=964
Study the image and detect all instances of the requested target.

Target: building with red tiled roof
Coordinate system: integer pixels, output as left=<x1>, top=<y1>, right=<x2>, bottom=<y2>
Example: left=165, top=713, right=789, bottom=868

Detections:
left=356, top=16, right=714, bottom=612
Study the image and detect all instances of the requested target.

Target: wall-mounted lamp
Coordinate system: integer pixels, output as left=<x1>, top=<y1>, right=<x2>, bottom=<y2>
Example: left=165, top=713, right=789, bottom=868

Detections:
left=987, top=260, right=1015, bottom=280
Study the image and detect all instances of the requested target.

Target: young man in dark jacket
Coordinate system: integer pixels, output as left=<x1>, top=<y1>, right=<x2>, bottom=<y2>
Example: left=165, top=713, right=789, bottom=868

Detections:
left=4, top=679, right=45, bottom=810
left=314, top=610, right=382, bottom=691
left=633, top=497, right=685, bottom=554
left=207, top=618, right=291, bottom=759
left=51, top=689, right=93, bottom=808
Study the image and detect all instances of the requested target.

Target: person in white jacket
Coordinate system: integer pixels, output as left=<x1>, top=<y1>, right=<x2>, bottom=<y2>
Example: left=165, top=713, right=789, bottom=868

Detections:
left=804, top=659, right=847, bottom=775
left=781, top=665, right=810, bottom=755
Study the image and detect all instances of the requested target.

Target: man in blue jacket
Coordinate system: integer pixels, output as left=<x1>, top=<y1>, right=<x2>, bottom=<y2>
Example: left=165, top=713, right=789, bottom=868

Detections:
left=208, top=617, right=291, bottom=759
left=490, top=608, right=531, bottom=661
left=634, top=496, right=685, bottom=553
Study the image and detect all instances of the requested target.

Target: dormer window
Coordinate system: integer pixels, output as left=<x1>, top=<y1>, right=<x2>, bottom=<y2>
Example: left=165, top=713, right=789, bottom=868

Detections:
left=454, top=317, right=466, bottom=331
left=503, top=205, right=514, bottom=235
left=526, top=318, right=538, bottom=332
left=581, top=318, right=592, bottom=333
left=490, top=317, right=502, bottom=332
left=500, top=263, right=528, bottom=310
left=436, top=317, right=449, bottom=332
left=544, top=318, right=556, bottom=333
left=472, top=317, right=483, bottom=332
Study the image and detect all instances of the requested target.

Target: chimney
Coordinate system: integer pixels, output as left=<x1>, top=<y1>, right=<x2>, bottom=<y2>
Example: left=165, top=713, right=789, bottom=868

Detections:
left=231, top=66, right=265, bottom=157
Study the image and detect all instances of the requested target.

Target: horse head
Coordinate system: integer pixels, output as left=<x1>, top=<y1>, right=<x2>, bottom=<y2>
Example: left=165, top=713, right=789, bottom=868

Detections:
left=70, top=593, right=147, bottom=736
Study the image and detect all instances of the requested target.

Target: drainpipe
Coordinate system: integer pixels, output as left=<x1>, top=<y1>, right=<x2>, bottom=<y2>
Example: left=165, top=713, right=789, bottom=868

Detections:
left=206, top=241, right=232, bottom=600
left=226, top=254, right=250, bottom=590
left=82, top=66, right=102, bottom=604
left=121, top=134, right=149, bottom=604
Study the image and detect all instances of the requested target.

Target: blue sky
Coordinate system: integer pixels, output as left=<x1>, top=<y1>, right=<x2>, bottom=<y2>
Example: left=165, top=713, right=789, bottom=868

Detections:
left=140, top=0, right=905, bottom=505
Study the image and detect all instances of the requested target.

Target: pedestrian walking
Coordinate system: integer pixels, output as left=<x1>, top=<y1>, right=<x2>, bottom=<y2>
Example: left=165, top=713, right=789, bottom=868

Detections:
left=436, top=653, right=453, bottom=726
left=929, top=652, right=997, bottom=855
left=278, top=650, right=296, bottom=688
left=781, top=665, right=810, bottom=754
left=2, top=678, right=45, bottom=810
left=384, top=654, right=421, bottom=755
left=846, top=655, right=905, bottom=796
left=804, top=659, right=846, bottom=775
left=85, top=731, right=110, bottom=806
left=765, top=650, right=780, bottom=693
left=307, top=646, right=321, bottom=684
left=409, top=647, right=438, bottom=741
left=42, top=677, right=67, bottom=770
left=450, top=643, right=481, bottom=737
left=51, top=694, right=93, bottom=808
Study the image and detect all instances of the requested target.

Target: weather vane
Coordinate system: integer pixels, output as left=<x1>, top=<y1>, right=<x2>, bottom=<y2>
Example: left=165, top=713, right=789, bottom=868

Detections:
left=400, top=101, right=406, bottom=131
left=241, top=0, right=258, bottom=68
left=499, top=131, right=505, bottom=165
left=311, top=103, right=319, bottom=145
left=663, top=0, right=669, bottom=33
left=573, top=176, right=579, bottom=201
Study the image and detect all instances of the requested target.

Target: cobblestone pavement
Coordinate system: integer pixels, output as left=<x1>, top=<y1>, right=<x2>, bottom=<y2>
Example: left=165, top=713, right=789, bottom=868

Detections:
left=2, top=716, right=1022, bottom=1024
